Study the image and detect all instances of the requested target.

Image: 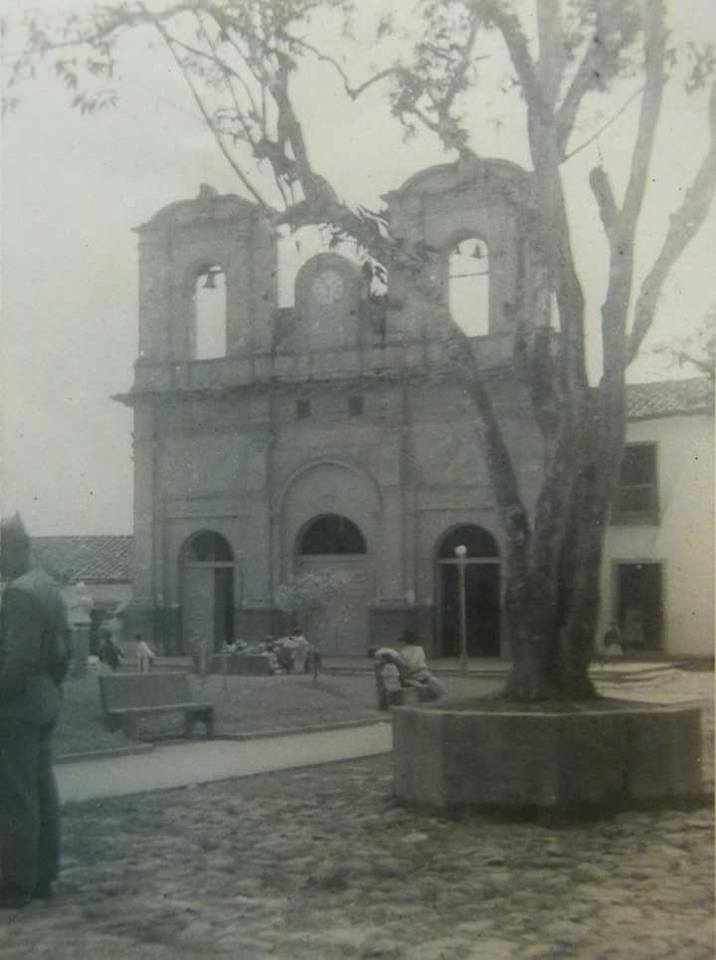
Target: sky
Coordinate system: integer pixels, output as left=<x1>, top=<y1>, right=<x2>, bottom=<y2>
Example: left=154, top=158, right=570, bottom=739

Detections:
left=1, top=0, right=714, bottom=535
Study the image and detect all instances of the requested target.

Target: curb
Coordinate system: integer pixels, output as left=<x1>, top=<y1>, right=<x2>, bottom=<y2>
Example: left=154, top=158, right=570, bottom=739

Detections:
left=56, top=743, right=156, bottom=765
left=56, top=718, right=390, bottom=764
left=215, top=717, right=390, bottom=742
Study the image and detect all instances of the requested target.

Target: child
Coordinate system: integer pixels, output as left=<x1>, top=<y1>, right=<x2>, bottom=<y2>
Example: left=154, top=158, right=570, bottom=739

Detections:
left=135, top=633, right=156, bottom=673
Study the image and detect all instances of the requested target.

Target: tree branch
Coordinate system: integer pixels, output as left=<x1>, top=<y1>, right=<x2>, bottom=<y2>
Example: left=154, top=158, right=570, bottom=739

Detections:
left=483, top=0, right=545, bottom=117
left=434, top=15, right=481, bottom=132
left=628, top=84, right=716, bottom=363
left=536, top=0, right=566, bottom=111
left=589, top=166, right=618, bottom=236
left=619, top=0, right=666, bottom=231
left=565, top=85, right=644, bottom=161
left=289, top=38, right=402, bottom=100
left=556, top=40, right=604, bottom=157
left=596, top=0, right=666, bottom=383
left=146, top=9, right=272, bottom=212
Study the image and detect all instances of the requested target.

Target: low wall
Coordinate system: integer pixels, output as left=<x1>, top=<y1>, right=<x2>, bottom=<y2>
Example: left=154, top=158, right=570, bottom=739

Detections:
left=205, top=653, right=274, bottom=676
left=393, top=700, right=703, bottom=811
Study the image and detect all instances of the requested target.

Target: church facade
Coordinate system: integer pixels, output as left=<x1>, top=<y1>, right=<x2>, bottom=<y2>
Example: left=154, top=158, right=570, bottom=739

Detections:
left=119, top=158, right=552, bottom=657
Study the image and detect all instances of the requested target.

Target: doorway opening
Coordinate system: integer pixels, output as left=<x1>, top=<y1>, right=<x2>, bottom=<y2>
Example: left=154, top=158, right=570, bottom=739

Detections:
left=615, top=562, right=663, bottom=652
left=180, top=531, right=235, bottom=653
left=296, top=514, right=369, bottom=656
left=438, top=525, right=500, bottom=657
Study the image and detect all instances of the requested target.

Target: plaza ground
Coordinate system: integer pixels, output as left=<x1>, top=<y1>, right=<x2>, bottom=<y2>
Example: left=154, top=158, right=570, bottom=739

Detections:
left=1, top=663, right=712, bottom=959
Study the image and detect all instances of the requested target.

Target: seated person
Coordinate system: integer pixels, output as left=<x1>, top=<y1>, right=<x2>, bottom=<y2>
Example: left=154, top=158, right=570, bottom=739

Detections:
left=396, top=631, right=447, bottom=700
left=98, top=632, right=123, bottom=671
left=603, top=624, right=624, bottom=657
left=370, top=647, right=403, bottom=709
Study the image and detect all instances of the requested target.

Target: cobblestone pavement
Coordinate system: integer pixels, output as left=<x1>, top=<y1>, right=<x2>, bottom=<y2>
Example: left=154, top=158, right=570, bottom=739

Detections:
left=1, top=756, right=712, bottom=960
left=2, top=669, right=712, bottom=960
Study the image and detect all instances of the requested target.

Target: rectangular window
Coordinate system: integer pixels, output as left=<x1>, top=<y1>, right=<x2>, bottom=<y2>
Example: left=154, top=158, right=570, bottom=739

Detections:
left=348, top=395, right=364, bottom=416
left=612, top=443, right=658, bottom=524
left=296, top=398, right=311, bottom=420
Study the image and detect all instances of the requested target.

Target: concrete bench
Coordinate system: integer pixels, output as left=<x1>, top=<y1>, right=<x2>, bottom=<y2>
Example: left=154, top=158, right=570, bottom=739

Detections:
left=99, top=672, right=214, bottom=739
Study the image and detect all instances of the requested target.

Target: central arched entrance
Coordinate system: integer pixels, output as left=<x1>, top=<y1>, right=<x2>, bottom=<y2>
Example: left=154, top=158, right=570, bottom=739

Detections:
left=438, top=525, right=501, bottom=657
left=296, top=514, right=369, bottom=656
left=180, top=531, right=235, bottom=653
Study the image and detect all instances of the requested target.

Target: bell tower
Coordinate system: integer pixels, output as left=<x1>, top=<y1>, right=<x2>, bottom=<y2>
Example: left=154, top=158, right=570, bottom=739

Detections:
left=124, top=186, right=277, bottom=646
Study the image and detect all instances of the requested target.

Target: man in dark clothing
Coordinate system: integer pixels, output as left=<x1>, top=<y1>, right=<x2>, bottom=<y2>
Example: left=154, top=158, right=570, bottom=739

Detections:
left=0, top=514, right=71, bottom=909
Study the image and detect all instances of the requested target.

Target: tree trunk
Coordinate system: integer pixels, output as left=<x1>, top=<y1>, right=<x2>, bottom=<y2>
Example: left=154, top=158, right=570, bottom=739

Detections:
left=502, top=384, right=625, bottom=701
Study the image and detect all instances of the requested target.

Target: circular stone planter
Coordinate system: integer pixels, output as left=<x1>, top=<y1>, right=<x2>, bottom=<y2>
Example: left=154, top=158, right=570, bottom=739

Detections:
left=392, top=698, right=704, bottom=811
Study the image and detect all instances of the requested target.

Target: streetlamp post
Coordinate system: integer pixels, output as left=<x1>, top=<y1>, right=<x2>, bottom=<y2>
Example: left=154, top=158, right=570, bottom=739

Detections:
left=454, top=544, right=468, bottom=673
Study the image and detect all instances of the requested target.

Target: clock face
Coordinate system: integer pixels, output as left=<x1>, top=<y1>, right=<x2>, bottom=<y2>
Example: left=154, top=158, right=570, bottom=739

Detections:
left=312, top=269, right=345, bottom=306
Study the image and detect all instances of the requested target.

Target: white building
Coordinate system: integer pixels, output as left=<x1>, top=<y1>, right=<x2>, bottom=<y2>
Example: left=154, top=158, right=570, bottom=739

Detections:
left=599, top=378, right=714, bottom=658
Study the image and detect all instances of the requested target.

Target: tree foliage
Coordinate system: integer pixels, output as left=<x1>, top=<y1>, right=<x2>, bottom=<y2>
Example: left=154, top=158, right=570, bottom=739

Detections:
left=274, top=571, right=346, bottom=626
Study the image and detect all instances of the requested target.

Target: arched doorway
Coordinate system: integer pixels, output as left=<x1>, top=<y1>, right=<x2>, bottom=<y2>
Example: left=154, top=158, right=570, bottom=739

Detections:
left=438, top=525, right=500, bottom=657
left=180, top=531, right=235, bottom=653
left=296, top=514, right=369, bottom=656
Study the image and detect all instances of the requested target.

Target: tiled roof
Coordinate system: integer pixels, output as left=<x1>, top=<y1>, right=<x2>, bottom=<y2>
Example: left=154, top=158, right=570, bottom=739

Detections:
left=626, top=378, right=713, bottom=421
left=31, top=536, right=133, bottom=584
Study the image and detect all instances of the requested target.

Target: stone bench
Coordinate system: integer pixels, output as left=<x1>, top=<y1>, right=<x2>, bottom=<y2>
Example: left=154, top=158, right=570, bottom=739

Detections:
left=99, top=672, right=214, bottom=739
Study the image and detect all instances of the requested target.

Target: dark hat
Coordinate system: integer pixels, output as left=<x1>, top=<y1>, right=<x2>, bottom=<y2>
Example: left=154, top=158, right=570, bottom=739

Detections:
left=398, top=629, right=418, bottom=644
left=0, top=512, right=30, bottom=548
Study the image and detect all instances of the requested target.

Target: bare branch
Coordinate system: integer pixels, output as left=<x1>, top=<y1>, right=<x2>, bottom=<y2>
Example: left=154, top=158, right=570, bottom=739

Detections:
left=145, top=8, right=271, bottom=212
left=483, top=1, right=545, bottom=117
left=628, top=84, right=716, bottom=363
left=619, top=0, right=666, bottom=230
left=565, top=85, right=644, bottom=161
left=556, top=41, right=604, bottom=156
left=589, top=166, right=618, bottom=235
left=187, top=16, right=257, bottom=144
left=598, top=0, right=667, bottom=378
left=19, top=2, right=203, bottom=54
left=290, top=38, right=401, bottom=100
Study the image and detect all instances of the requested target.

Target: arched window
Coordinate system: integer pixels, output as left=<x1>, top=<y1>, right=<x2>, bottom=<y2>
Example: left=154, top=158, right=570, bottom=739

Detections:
left=194, top=265, right=227, bottom=359
left=439, top=525, right=499, bottom=559
left=182, top=530, right=234, bottom=563
left=448, top=237, right=489, bottom=337
left=300, top=515, right=367, bottom=555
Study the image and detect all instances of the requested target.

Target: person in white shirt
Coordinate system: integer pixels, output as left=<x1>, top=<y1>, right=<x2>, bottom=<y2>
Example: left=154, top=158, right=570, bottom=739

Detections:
left=134, top=634, right=156, bottom=673
left=397, top=631, right=446, bottom=700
